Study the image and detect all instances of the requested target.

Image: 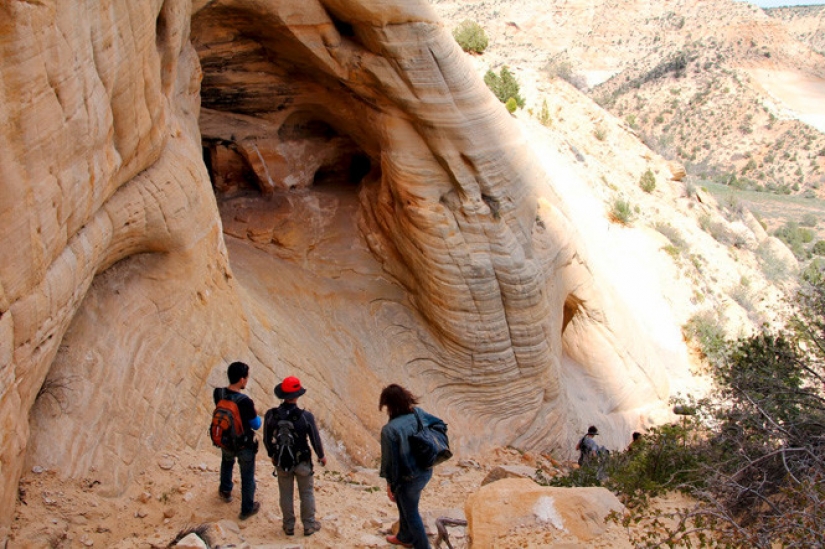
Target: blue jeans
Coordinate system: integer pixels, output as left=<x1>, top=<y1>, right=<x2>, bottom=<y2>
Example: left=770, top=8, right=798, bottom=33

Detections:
left=394, top=469, right=433, bottom=549
left=220, top=446, right=257, bottom=514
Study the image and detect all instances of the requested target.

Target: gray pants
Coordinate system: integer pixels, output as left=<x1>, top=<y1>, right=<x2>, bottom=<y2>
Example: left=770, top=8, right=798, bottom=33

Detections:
left=276, top=461, right=317, bottom=531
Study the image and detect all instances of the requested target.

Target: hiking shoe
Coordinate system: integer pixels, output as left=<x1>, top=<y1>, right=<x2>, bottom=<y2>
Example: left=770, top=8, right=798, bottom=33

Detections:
left=218, top=490, right=232, bottom=503
left=283, top=527, right=294, bottom=536
left=386, top=534, right=413, bottom=547
left=238, top=501, right=260, bottom=520
left=304, top=523, right=321, bottom=536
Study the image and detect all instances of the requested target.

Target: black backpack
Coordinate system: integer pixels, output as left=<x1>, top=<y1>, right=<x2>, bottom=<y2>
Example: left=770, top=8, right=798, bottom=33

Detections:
left=409, top=408, right=452, bottom=469
left=577, top=436, right=589, bottom=465
left=264, top=407, right=305, bottom=472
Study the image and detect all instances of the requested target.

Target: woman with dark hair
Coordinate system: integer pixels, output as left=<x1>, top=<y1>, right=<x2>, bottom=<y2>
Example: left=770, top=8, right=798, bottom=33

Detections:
left=379, top=384, right=440, bottom=548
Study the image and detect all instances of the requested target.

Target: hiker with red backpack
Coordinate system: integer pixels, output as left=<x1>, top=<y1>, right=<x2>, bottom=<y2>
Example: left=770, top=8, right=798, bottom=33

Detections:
left=264, top=376, right=326, bottom=537
left=211, top=361, right=262, bottom=520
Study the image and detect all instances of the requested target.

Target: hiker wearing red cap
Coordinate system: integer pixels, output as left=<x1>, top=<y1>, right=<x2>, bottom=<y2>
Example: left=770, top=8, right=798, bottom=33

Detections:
left=264, top=376, right=326, bottom=537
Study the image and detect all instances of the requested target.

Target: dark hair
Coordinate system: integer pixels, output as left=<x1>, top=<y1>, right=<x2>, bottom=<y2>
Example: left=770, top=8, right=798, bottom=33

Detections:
left=379, top=384, right=418, bottom=419
left=227, top=361, right=250, bottom=384
left=632, top=431, right=642, bottom=441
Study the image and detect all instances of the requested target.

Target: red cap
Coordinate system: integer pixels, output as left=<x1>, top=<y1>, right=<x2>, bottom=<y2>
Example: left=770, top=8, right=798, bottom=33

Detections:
left=282, top=376, right=302, bottom=393
left=275, top=376, right=307, bottom=399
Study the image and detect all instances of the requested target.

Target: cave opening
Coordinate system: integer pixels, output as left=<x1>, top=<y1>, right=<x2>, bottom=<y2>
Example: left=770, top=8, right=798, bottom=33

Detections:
left=201, top=109, right=374, bottom=197
left=191, top=9, right=383, bottom=272
left=562, top=295, right=582, bottom=338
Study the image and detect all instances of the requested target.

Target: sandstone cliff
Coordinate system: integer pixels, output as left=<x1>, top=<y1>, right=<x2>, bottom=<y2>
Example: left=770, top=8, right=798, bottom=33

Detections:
left=0, top=0, right=696, bottom=532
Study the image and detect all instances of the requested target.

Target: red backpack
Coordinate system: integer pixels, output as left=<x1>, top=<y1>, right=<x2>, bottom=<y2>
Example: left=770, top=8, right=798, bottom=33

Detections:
left=210, top=390, right=246, bottom=451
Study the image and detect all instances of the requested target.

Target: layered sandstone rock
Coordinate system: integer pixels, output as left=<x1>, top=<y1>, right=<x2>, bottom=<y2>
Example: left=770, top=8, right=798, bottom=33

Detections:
left=189, top=0, right=683, bottom=451
left=465, top=478, right=630, bottom=547
left=1, top=0, right=691, bottom=530
left=0, top=0, right=245, bottom=523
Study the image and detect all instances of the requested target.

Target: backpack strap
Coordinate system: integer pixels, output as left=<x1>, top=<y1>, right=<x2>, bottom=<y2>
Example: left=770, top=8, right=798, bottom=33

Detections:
left=278, top=406, right=303, bottom=423
left=412, top=408, right=425, bottom=433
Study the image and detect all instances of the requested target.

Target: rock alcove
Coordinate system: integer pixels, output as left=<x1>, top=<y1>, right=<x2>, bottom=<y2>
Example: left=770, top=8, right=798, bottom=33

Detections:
left=1, top=0, right=691, bottom=527
left=193, top=5, right=383, bottom=268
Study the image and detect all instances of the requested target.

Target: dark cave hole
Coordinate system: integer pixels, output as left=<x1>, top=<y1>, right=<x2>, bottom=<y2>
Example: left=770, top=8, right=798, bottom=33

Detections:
left=562, top=295, right=583, bottom=337
left=202, top=139, right=260, bottom=195
left=313, top=153, right=372, bottom=188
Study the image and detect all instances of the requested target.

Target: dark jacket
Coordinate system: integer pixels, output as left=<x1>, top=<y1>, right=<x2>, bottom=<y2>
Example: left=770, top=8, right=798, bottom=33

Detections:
left=380, top=407, right=441, bottom=490
left=263, top=402, right=325, bottom=464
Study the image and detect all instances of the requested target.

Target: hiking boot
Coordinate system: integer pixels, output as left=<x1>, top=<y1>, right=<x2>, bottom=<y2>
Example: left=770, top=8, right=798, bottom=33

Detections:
left=304, top=523, right=321, bottom=536
left=218, top=490, right=232, bottom=503
left=386, top=534, right=413, bottom=547
left=238, top=501, right=260, bottom=520
left=283, top=527, right=294, bottom=536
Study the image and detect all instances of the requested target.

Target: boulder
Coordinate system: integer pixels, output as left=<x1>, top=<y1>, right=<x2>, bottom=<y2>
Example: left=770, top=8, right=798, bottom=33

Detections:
left=465, top=478, right=630, bottom=548
left=174, top=533, right=208, bottom=549
left=667, top=160, right=687, bottom=181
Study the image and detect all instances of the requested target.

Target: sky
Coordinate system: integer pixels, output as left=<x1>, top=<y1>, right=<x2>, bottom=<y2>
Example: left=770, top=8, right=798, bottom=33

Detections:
left=743, top=0, right=825, bottom=6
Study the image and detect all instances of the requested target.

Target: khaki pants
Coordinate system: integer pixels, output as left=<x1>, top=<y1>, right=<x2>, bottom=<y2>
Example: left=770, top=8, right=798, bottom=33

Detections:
left=276, top=461, right=317, bottom=531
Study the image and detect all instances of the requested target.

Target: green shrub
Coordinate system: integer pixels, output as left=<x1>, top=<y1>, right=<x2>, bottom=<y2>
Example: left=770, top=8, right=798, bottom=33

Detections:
left=571, top=274, right=825, bottom=547
left=802, top=257, right=825, bottom=281
left=654, top=222, right=686, bottom=248
left=484, top=66, right=525, bottom=108
left=684, top=310, right=726, bottom=361
left=550, top=408, right=708, bottom=507
left=609, top=199, right=633, bottom=224
left=639, top=169, right=656, bottom=193
left=537, top=99, right=551, bottom=126
left=757, top=240, right=794, bottom=282
left=662, top=245, right=680, bottom=258
left=504, top=97, right=518, bottom=114
left=452, top=20, right=488, bottom=54
left=775, top=221, right=814, bottom=259
left=813, top=240, right=825, bottom=256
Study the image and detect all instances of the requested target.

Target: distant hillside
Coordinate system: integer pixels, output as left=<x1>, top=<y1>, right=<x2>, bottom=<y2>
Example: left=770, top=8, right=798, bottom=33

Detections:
left=593, top=41, right=825, bottom=198
left=765, top=5, right=825, bottom=55
left=431, top=0, right=825, bottom=199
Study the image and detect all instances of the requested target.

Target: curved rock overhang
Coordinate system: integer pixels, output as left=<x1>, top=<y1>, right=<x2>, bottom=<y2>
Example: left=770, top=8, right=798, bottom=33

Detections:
left=0, top=0, right=683, bottom=529
left=190, top=0, right=569, bottom=428
left=186, top=1, right=679, bottom=461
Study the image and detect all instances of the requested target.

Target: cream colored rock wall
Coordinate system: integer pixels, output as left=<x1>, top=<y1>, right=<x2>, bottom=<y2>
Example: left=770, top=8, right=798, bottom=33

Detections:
left=1, top=0, right=693, bottom=530
left=0, top=0, right=248, bottom=523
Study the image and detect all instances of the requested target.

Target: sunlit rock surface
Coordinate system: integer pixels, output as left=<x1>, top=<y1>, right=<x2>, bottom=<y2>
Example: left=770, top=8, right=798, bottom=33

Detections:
left=0, top=0, right=690, bottom=527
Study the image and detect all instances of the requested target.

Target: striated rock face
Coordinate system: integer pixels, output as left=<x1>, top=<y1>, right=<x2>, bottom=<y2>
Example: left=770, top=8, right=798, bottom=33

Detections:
left=0, top=0, right=248, bottom=523
left=190, top=0, right=682, bottom=448
left=0, top=0, right=690, bottom=528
